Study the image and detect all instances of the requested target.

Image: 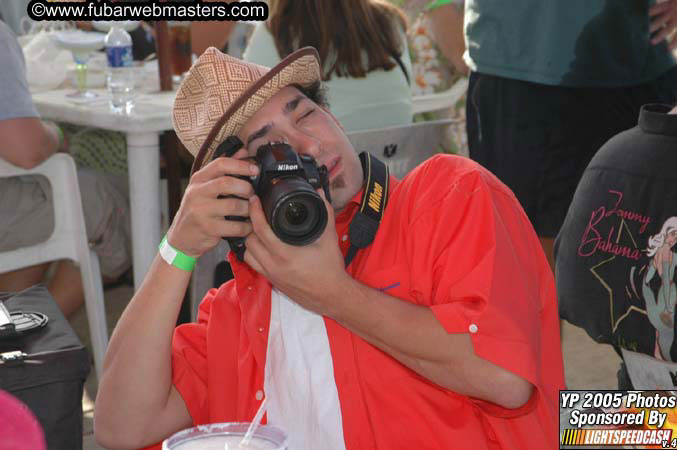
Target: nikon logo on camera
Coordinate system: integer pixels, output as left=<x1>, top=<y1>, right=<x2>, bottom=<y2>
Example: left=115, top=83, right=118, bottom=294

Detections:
left=368, top=182, right=383, bottom=212
left=276, top=163, right=299, bottom=171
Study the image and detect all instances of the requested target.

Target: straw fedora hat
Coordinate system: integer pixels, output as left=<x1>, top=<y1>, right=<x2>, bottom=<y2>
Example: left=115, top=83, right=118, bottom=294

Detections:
left=172, top=46, right=321, bottom=174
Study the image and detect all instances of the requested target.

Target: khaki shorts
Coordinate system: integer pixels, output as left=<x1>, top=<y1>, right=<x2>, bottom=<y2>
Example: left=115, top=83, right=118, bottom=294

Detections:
left=0, top=168, right=132, bottom=279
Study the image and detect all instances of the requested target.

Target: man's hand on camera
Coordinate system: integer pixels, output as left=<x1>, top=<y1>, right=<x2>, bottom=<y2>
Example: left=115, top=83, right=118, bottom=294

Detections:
left=244, top=191, right=349, bottom=316
left=167, top=149, right=259, bottom=258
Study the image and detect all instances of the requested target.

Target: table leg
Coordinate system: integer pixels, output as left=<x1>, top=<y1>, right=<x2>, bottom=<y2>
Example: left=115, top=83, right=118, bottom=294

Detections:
left=126, top=132, right=161, bottom=291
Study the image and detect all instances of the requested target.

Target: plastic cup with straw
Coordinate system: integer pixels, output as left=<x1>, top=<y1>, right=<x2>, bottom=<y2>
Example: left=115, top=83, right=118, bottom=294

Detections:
left=224, top=396, right=268, bottom=449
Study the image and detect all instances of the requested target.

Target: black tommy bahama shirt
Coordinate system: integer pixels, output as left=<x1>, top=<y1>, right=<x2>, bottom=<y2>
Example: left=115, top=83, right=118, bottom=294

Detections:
left=556, top=104, right=677, bottom=363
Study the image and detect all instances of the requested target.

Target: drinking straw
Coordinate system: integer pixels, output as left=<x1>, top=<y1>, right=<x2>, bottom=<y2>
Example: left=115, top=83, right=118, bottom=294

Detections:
left=239, top=397, right=268, bottom=447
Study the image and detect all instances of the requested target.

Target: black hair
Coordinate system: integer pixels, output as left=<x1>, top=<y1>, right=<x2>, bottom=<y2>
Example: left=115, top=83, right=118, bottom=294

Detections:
left=292, top=81, right=329, bottom=109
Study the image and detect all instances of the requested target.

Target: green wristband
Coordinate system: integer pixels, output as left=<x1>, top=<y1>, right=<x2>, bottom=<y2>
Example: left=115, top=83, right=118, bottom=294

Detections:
left=53, top=124, right=65, bottom=150
left=44, top=121, right=65, bottom=150
left=425, top=0, right=455, bottom=10
left=158, top=235, right=196, bottom=271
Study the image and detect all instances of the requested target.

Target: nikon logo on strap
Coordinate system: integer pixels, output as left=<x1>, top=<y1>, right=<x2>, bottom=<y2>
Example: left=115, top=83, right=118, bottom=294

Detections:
left=344, top=152, right=389, bottom=268
left=368, top=182, right=383, bottom=213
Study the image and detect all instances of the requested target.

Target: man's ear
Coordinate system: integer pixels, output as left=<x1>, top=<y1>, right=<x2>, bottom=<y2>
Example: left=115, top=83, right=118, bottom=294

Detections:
left=322, top=106, right=345, bottom=131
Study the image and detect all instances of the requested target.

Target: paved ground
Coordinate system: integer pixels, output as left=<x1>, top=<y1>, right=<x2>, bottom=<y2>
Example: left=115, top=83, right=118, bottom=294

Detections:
left=75, top=284, right=623, bottom=449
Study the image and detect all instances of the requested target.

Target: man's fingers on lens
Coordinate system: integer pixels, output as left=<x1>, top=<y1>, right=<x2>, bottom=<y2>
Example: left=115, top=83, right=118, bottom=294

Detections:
left=317, top=188, right=333, bottom=213
left=315, top=188, right=336, bottom=231
left=248, top=196, right=277, bottom=242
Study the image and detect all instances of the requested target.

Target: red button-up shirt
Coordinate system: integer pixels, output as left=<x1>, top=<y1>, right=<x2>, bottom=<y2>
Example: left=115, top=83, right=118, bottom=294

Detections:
left=150, top=155, right=565, bottom=450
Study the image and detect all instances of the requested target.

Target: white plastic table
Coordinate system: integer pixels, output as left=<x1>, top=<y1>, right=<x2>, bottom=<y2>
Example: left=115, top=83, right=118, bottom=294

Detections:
left=31, top=87, right=176, bottom=290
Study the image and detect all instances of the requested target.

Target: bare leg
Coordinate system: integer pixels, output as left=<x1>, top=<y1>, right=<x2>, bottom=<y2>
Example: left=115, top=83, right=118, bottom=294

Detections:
left=427, top=3, right=468, bottom=75
left=0, top=263, right=50, bottom=292
left=47, top=260, right=84, bottom=318
left=539, top=237, right=555, bottom=273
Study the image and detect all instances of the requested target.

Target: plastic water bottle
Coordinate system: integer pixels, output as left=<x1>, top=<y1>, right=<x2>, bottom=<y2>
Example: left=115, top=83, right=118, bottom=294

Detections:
left=104, top=25, right=135, bottom=114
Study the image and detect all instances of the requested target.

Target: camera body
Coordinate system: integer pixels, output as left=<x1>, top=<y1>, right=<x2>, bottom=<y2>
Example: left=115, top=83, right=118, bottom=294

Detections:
left=223, top=142, right=331, bottom=261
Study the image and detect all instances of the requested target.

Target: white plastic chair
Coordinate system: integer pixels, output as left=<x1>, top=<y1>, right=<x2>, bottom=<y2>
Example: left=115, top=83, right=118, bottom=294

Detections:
left=411, top=78, right=468, bottom=115
left=0, top=154, right=108, bottom=379
left=190, top=119, right=454, bottom=317
left=347, top=118, right=454, bottom=179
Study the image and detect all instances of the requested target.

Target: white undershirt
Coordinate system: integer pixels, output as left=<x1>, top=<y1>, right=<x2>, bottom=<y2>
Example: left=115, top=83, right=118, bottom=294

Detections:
left=264, top=288, right=347, bottom=450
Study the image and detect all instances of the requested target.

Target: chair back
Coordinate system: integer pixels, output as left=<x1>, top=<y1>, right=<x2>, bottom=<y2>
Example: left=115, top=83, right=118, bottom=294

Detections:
left=347, top=119, right=453, bottom=179
left=0, top=154, right=108, bottom=379
left=0, top=154, right=83, bottom=269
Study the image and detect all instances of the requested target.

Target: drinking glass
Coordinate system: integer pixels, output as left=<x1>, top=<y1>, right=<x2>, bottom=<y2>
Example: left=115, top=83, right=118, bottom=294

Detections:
left=163, top=422, right=287, bottom=450
left=67, top=49, right=97, bottom=99
left=168, top=21, right=192, bottom=83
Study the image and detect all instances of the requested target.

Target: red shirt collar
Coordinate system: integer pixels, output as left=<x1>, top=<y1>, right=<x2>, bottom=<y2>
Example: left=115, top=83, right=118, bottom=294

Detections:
left=334, top=186, right=364, bottom=236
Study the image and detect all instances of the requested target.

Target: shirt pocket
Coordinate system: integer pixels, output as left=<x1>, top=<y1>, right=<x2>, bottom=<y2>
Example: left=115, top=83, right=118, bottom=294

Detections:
left=355, top=263, right=414, bottom=304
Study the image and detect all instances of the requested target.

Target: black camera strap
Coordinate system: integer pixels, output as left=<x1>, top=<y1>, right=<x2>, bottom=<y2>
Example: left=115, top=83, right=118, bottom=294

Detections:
left=344, top=152, right=389, bottom=268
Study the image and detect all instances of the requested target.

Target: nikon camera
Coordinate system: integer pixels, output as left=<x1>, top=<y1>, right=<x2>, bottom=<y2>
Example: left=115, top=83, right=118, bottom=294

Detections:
left=221, top=141, right=331, bottom=260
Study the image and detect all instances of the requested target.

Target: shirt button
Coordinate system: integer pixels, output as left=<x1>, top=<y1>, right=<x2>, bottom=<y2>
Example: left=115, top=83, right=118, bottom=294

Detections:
left=247, top=286, right=253, bottom=291
left=258, top=327, right=264, bottom=333
left=255, top=390, right=264, bottom=401
left=341, top=234, right=348, bottom=242
left=469, top=323, right=478, bottom=334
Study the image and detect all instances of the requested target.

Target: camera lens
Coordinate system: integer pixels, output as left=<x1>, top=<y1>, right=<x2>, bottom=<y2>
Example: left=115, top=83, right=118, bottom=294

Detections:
left=261, top=177, right=327, bottom=245
left=285, top=201, right=309, bottom=227
left=276, top=194, right=320, bottom=238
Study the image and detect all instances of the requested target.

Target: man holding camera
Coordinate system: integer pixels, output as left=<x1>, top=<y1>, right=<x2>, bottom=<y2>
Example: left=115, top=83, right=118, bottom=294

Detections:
left=95, top=47, right=565, bottom=450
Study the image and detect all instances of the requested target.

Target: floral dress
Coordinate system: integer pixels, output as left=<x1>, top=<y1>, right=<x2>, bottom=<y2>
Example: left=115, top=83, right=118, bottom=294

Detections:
left=388, top=0, right=468, bottom=155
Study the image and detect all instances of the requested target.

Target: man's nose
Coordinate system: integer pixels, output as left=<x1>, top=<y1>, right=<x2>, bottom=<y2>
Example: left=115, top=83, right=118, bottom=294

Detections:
left=291, top=132, right=322, bottom=158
